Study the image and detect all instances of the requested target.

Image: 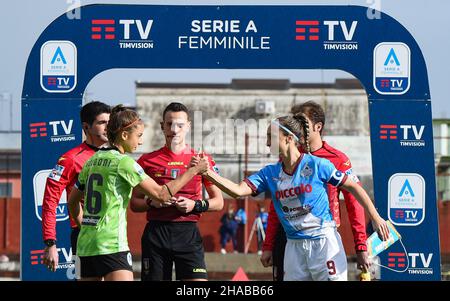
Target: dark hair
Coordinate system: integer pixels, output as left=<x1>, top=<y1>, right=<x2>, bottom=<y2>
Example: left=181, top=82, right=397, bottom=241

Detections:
left=291, top=101, right=325, bottom=134
left=80, top=101, right=111, bottom=125
left=276, top=113, right=311, bottom=153
left=162, top=102, right=190, bottom=121
left=107, top=105, right=142, bottom=143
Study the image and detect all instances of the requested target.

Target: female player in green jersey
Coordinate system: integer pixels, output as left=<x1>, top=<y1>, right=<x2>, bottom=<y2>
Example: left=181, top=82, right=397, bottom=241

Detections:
left=68, top=105, right=209, bottom=281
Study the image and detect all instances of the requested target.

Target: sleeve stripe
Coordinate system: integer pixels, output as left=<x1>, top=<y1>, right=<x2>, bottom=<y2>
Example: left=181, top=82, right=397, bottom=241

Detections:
left=243, top=178, right=258, bottom=196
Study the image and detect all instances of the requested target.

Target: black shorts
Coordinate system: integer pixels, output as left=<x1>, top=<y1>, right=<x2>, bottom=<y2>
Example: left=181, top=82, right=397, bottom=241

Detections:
left=79, top=251, right=133, bottom=278
left=272, top=226, right=287, bottom=281
left=71, top=227, right=80, bottom=255
left=141, top=220, right=207, bottom=281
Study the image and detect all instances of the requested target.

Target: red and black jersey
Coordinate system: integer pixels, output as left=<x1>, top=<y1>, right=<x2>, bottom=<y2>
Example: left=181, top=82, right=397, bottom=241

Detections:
left=264, top=141, right=367, bottom=252
left=42, top=143, right=97, bottom=241
left=137, top=145, right=218, bottom=223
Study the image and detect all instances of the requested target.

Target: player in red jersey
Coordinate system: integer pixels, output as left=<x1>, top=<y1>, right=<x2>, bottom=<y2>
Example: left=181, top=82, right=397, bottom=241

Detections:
left=130, top=102, right=224, bottom=281
left=42, top=101, right=111, bottom=272
left=260, top=101, right=370, bottom=280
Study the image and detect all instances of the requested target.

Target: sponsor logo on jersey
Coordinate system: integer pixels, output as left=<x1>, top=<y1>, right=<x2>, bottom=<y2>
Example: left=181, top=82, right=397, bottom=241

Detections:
left=281, top=204, right=312, bottom=215
left=48, top=164, right=65, bottom=182
left=82, top=215, right=100, bottom=226
left=275, top=184, right=312, bottom=200
left=168, top=161, right=184, bottom=166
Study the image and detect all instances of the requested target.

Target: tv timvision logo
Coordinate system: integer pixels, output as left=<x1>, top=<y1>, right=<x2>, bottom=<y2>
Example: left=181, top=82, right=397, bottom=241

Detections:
left=379, top=124, right=425, bottom=147
left=90, top=19, right=154, bottom=49
left=29, top=120, right=75, bottom=143
left=295, top=20, right=358, bottom=50
left=388, top=252, right=434, bottom=275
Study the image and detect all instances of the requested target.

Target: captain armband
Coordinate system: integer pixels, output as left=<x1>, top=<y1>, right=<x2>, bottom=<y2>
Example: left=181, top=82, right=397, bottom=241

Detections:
left=193, top=199, right=210, bottom=213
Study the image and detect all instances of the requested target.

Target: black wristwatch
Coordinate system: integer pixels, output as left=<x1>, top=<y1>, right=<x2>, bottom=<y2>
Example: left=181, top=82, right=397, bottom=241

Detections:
left=44, top=239, right=56, bottom=247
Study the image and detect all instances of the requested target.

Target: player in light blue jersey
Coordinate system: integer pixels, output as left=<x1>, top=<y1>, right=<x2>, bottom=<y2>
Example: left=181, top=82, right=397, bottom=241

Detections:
left=199, top=113, right=389, bottom=281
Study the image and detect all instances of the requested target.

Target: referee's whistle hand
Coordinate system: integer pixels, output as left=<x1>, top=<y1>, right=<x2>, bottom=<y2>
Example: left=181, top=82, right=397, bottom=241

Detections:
left=174, top=196, right=195, bottom=213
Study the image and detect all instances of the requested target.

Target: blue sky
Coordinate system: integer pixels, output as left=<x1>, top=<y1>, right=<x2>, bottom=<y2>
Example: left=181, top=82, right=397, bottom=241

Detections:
left=1, top=0, right=449, bottom=131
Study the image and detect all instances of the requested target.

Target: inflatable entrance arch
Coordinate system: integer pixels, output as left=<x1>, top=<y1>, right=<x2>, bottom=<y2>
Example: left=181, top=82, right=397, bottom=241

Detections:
left=21, top=5, right=440, bottom=280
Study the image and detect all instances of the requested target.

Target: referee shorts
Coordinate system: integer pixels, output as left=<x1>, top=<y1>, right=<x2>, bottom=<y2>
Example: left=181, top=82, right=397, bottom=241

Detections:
left=272, top=226, right=287, bottom=281
left=141, top=220, right=207, bottom=281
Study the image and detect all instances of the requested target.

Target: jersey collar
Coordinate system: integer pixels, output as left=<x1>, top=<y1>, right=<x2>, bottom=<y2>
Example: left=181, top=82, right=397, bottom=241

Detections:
left=84, top=142, right=100, bottom=151
left=281, top=153, right=304, bottom=176
left=163, top=144, right=191, bottom=156
left=98, top=145, right=120, bottom=152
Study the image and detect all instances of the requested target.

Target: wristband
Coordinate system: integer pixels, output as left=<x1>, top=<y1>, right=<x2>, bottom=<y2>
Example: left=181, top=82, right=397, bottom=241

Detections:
left=44, top=239, right=56, bottom=247
left=193, top=199, right=209, bottom=213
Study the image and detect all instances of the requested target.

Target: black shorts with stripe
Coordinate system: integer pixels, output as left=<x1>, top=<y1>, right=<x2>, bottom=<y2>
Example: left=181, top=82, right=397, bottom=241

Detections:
left=272, top=226, right=287, bottom=281
left=79, top=251, right=133, bottom=278
left=71, top=227, right=80, bottom=255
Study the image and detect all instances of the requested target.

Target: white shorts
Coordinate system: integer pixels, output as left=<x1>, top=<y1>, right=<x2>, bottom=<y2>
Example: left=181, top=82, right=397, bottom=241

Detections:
left=283, top=228, right=347, bottom=281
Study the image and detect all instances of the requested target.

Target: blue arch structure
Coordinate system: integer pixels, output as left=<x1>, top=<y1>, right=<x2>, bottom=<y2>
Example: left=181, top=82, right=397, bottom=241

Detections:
left=21, top=5, right=440, bottom=280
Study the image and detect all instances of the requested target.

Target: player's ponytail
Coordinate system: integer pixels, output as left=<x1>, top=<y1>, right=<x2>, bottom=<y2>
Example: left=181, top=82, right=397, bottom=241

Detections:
left=293, top=113, right=311, bottom=153
left=107, top=104, right=142, bottom=143
left=274, top=113, right=310, bottom=153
